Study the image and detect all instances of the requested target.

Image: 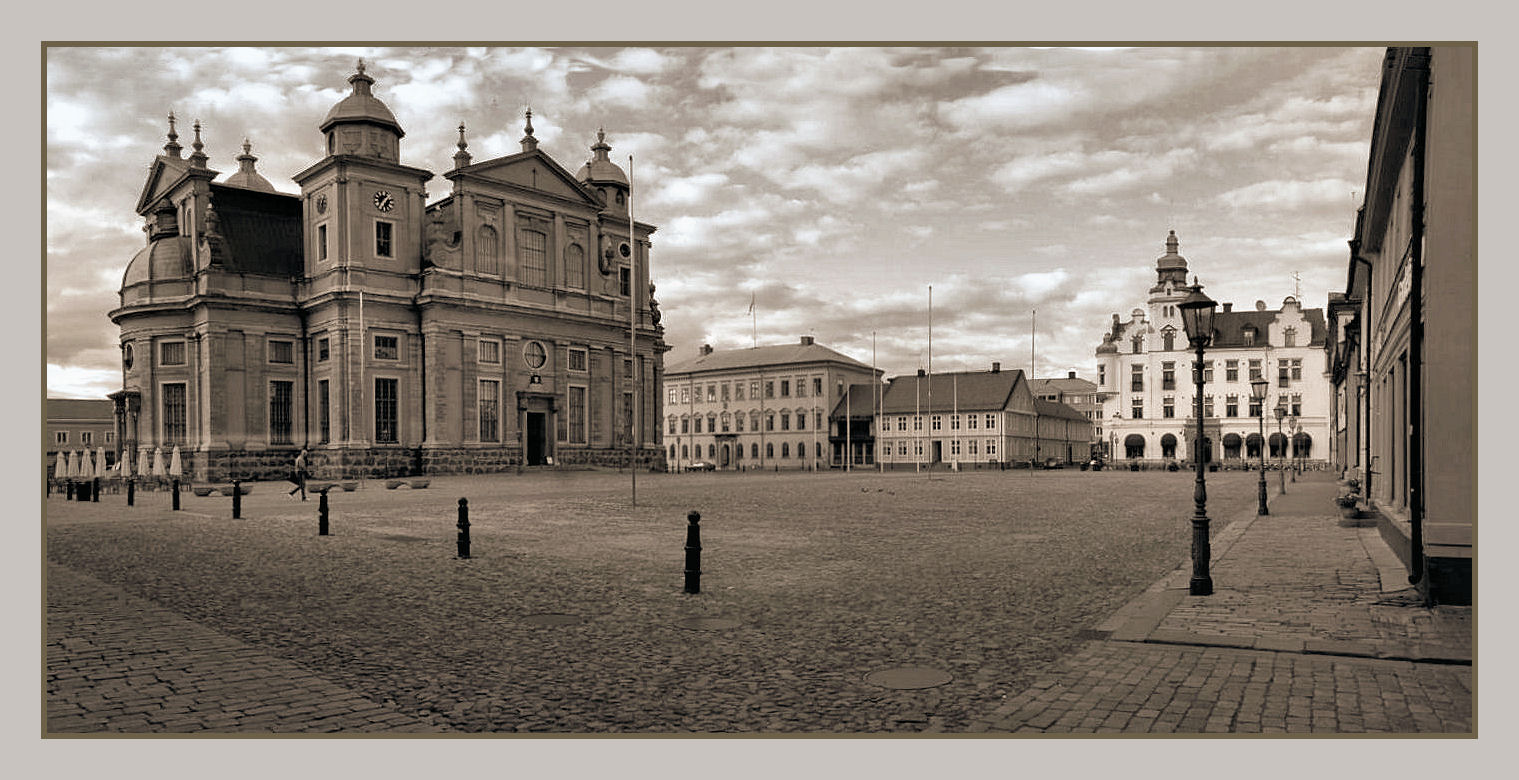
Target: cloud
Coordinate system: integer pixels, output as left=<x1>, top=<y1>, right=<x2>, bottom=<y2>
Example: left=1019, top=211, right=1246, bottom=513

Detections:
left=48, top=363, right=119, bottom=400
left=1217, top=178, right=1360, bottom=211
left=651, top=172, right=730, bottom=207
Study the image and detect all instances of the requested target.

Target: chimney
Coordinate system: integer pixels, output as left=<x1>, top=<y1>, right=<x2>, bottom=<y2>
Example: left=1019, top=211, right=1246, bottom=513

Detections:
left=992, top=362, right=1001, bottom=373
left=800, top=335, right=814, bottom=346
left=699, top=344, right=713, bottom=356
left=1223, top=302, right=1233, bottom=313
left=1067, top=370, right=1076, bottom=379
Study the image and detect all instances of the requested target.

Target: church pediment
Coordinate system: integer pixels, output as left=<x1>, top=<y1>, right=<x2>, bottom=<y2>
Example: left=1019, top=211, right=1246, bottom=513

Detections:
left=448, top=150, right=602, bottom=209
left=134, top=156, right=218, bottom=215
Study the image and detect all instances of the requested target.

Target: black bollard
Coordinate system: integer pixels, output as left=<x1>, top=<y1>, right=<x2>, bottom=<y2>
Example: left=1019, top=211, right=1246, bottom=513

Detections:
left=456, top=498, right=471, bottom=559
left=171, top=479, right=180, bottom=511
left=232, top=479, right=242, bottom=519
left=127, top=478, right=135, bottom=507
left=684, top=511, right=702, bottom=594
left=66, top=481, right=74, bottom=500
left=93, top=478, right=100, bottom=502
left=318, top=491, right=329, bottom=536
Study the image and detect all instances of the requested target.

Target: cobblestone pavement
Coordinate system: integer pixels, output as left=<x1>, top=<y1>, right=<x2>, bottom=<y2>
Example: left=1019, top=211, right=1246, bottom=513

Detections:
left=46, top=565, right=447, bottom=734
left=970, top=474, right=1473, bottom=734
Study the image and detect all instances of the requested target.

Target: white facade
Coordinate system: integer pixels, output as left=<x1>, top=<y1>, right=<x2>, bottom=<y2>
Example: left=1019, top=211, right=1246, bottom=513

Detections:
left=1095, top=232, right=1331, bottom=466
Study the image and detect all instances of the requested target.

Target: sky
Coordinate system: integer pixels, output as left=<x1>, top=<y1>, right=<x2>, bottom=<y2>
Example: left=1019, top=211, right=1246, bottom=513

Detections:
left=45, top=45, right=1387, bottom=398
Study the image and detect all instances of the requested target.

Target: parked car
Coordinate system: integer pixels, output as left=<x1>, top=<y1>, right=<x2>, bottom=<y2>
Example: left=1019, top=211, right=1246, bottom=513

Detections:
left=1042, top=458, right=1065, bottom=470
left=1087, top=458, right=1105, bottom=471
left=686, top=460, right=716, bottom=472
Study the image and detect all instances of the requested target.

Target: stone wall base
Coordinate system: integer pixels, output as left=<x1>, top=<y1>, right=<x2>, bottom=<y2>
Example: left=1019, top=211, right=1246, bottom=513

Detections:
left=191, top=445, right=669, bottom=480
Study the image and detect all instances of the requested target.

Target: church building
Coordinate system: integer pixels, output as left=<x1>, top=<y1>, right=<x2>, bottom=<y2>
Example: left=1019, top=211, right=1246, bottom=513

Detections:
left=108, top=61, right=667, bottom=481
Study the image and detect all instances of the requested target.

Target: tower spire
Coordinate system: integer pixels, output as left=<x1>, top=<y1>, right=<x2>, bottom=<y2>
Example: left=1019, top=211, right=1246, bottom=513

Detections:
left=188, top=119, right=208, bottom=168
left=453, top=122, right=472, bottom=168
left=163, top=111, right=182, bottom=158
left=520, top=107, right=537, bottom=152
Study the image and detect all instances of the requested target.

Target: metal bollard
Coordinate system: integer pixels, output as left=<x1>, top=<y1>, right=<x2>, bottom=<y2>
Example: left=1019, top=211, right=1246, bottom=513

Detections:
left=66, top=481, right=74, bottom=500
left=93, top=478, right=100, bottom=502
left=127, top=478, right=135, bottom=507
left=171, top=479, right=180, bottom=511
left=684, top=511, right=702, bottom=594
left=318, top=491, right=329, bottom=536
left=456, top=498, right=471, bottom=559
left=232, top=479, right=242, bottom=519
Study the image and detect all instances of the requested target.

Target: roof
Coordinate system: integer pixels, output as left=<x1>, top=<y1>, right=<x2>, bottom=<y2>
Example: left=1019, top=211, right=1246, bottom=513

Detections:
left=876, top=369, right=1025, bottom=415
left=206, top=184, right=303, bottom=276
left=1029, top=376, right=1097, bottom=395
left=666, top=341, right=875, bottom=375
left=829, top=383, right=885, bottom=418
left=1034, top=398, right=1091, bottom=422
left=47, top=398, right=115, bottom=421
left=320, top=68, right=404, bottom=137
left=1209, top=308, right=1328, bottom=349
left=122, top=236, right=193, bottom=287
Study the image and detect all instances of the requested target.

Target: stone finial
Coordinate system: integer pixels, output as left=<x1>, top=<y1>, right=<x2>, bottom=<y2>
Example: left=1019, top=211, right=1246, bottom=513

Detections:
left=188, top=119, right=208, bottom=167
left=453, top=122, right=471, bottom=168
left=164, top=110, right=183, bottom=158
left=520, top=107, right=538, bottom=152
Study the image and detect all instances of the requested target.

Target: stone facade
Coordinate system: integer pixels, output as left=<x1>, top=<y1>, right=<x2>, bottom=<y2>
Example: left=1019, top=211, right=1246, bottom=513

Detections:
left=108, top=62, right=667, bottom=482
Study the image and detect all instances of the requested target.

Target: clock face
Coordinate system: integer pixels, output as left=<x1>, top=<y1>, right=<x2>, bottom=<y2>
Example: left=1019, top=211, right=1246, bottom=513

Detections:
left=316, top=195, right=328, bottom=214
left=373, top=191, right=395, bottom=212
left=523, top=341, right=547, bottom=369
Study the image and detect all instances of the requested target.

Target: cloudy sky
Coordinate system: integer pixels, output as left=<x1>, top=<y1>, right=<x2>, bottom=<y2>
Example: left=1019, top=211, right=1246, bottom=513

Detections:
left=45, top=45, right=1386, bottom=397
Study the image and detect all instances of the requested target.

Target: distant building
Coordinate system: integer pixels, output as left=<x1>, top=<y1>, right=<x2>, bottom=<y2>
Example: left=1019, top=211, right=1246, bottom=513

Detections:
left=107, top=61, right=666, bottom=481
left=1030, top=372, right=1102, bottom=457
left=45, top=398, right=117, bottom=476
left=1339, top=46, right=1473, bottom=604
left=1095, top=231, right=1330, bottom=467
left=661, top=337, right=882, bottom=471
left=869, top=363, right=1090, bottom=469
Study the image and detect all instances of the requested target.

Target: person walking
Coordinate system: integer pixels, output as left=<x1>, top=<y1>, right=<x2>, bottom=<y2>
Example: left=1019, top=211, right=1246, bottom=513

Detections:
left=288, top=448, right=309, bottom=500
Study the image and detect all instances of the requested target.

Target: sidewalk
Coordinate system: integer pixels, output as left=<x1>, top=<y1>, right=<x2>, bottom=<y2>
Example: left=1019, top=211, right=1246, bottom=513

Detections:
left=969, top=473, right=1473, bottom=734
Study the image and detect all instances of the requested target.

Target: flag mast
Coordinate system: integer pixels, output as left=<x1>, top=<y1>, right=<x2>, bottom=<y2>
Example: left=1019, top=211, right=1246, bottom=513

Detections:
left=629, top=153, right=637, bottom=506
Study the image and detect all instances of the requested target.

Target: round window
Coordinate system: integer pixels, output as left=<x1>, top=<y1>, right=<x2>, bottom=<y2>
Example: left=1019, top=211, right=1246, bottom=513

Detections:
left=523, top=340, right=547, bottom=369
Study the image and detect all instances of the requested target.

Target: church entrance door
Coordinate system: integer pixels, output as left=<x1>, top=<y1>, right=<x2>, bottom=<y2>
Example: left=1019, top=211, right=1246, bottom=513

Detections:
left=526, top=412, right=547, bottom=465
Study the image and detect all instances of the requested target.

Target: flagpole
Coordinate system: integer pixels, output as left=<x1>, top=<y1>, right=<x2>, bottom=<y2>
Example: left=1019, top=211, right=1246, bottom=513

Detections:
left=927, top=285, right=933, bottom=475
left=1032, top=308, right=1039, bottom=470
left=629, top=154, right=637, bottom=506
left=874, top=331, right=881, bottom=473
left=750, top=292, right=757, bottom=349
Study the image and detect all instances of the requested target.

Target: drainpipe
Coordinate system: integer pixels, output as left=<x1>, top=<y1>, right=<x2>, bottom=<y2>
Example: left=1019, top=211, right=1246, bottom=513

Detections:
left=1406, top=51, right=1429, bottom=589
left=299, top=306, right=310, bottom=449
left=1350, top=250, right=1373, bottom=503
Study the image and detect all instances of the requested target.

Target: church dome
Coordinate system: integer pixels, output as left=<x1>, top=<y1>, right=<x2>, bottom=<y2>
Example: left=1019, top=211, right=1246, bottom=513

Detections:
left=222, top=139, right=277, bottom=192
left=122, top=236, right=193, bottom=288
left=1156, top=229, right=1187, bottom=271
left=319, top=60, right=404, bottom=138
left=575, top=128, right=628, bottom=186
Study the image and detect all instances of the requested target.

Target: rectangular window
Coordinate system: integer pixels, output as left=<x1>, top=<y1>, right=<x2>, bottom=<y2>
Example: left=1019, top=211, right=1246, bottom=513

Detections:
left=319, top=379, right=331, bottom=443
left=668, top=388, right=677, bottom=405
left=479, top=379, right=500, bottom=442
left=1226, top=395, right=1238, bottom=418
left=765, top=415, right=774, bottom=432
left=680, top=386, right=690, bottom=404
left=269, top=339, right=294, bottom=364
left=479, top=339, right=501, bottom=365
left=1284, top=328, right=1297, bottom=348
left=950, top=415, right=961, bottom=430
left=896, top=417, right=906, bottom=431
left=520, top=229, right=547, bottom=287
left=1291, top=359, right=1302, bottom=381
left=1278, top=359, right=1291, bottom=386
left=721, top=383, right=730, bottom=401
left=968, top=440, right=978, bottom=456
left=269, top=380, right=293, bottom=444
left=105, top=431, right=114, bottom=443
left=1291, top=393, right=1302, bottom=417
left=375, top=378, right=398, bottom=443
left=374, top=335, right=398, bottom=360
left=80, top=431, right=93, bottom=445
left=986, top=440, right=997, bottom=456
left=1098, top=365, right=1106, bottom=386
left=1204, top=395, right=1214, bottom=418
left=931, top=415, right=942, bottom=431
left=1248, top=359, right=1262, bottom=381
left=1249, top=397, right=1263, bottom=417
left=985, top=414, right=996, bottom=429
left=734, top=383, right=744, bottom=401
left=795, top=378, right=807, bottom=398
left=160, top=341, right=186, bottom=366
left=781, top=414, right=790, bottom=431
left=318, top=224, right=328, bottom=261
left=751, top=381, right=761, bottom=399
left=375, top=220, right=393, bottom=258
left=668, top=416, right=677, bottom=435
left=1226, top=360, right=1239, bottom=382
left=951, top=439, right=961, bottom=456
left=706, top=384, right=716, bottom=402
left=162, top=382, right=187, bottom=445
left=765, top=381, right=774, bottom=399
left=693, top=417, right=702, bottom=434
left=780, top=380, right=790, bottom=397
left=735, top=414, right=744, bottom=432
left=318, top=337, right=330, bottom=362
left=681, top=417, right=689, bottom=434
left=1131, top=399, right=1143, bottom=419
left=1131, top=364, right=1143, bottom=392
left=1163, top=396, right=1175, bottom=419
left=1162, top=362, right=1175, bottom=390
left=813, top=377, right=823, bottom=396
left=1204, top=361, right=1214, bottom=382
left=569, top=386, right=587, bottom=444
left=967, top=415, right=978, bottom=430
left=1277, top=394, right=1289, bottom=416
left=619, top=267, right=631, bottom=297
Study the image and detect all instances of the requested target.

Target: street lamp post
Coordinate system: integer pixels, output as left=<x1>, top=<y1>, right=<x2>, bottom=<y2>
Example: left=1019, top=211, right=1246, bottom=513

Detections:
left=1250, top=377, right=1269, bottom=515
left=1178, top=278, right=1217, bottom=597
left=1288, top=416, right=1299, bottom=482
left=1274, top=406, right=1287, bottom=495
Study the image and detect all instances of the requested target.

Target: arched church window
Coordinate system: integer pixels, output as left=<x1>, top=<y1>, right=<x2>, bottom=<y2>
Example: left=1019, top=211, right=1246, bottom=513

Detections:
left=475, top=225, right=499, bottom=275
left=565, top=243, right=585, bottom=289
left=520, top=228, right=547, bottom=286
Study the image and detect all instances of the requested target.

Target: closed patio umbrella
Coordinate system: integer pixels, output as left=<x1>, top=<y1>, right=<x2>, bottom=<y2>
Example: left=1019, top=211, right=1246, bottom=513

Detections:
left=121, top=449, right=133, bottom=478
left=138, top=446, right=151, bottom=479
left=80, top=449, right=93, bottom=478
left=96, top=447, right=108, bottom=478
left=152, top=447, right=166, bottom=478
left=169, top=445, right=182, bottom=478
left=54, top=451, right=65, bottom=480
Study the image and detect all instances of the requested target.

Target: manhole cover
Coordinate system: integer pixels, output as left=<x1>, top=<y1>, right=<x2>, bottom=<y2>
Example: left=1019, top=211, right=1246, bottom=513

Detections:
left=377, top=534, right=427, bottom=543
left=522, top=613, right=583, bottom=626
left=865, top=667, right=953, bottom=690
left=675, top=617, right=741, bottom=631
